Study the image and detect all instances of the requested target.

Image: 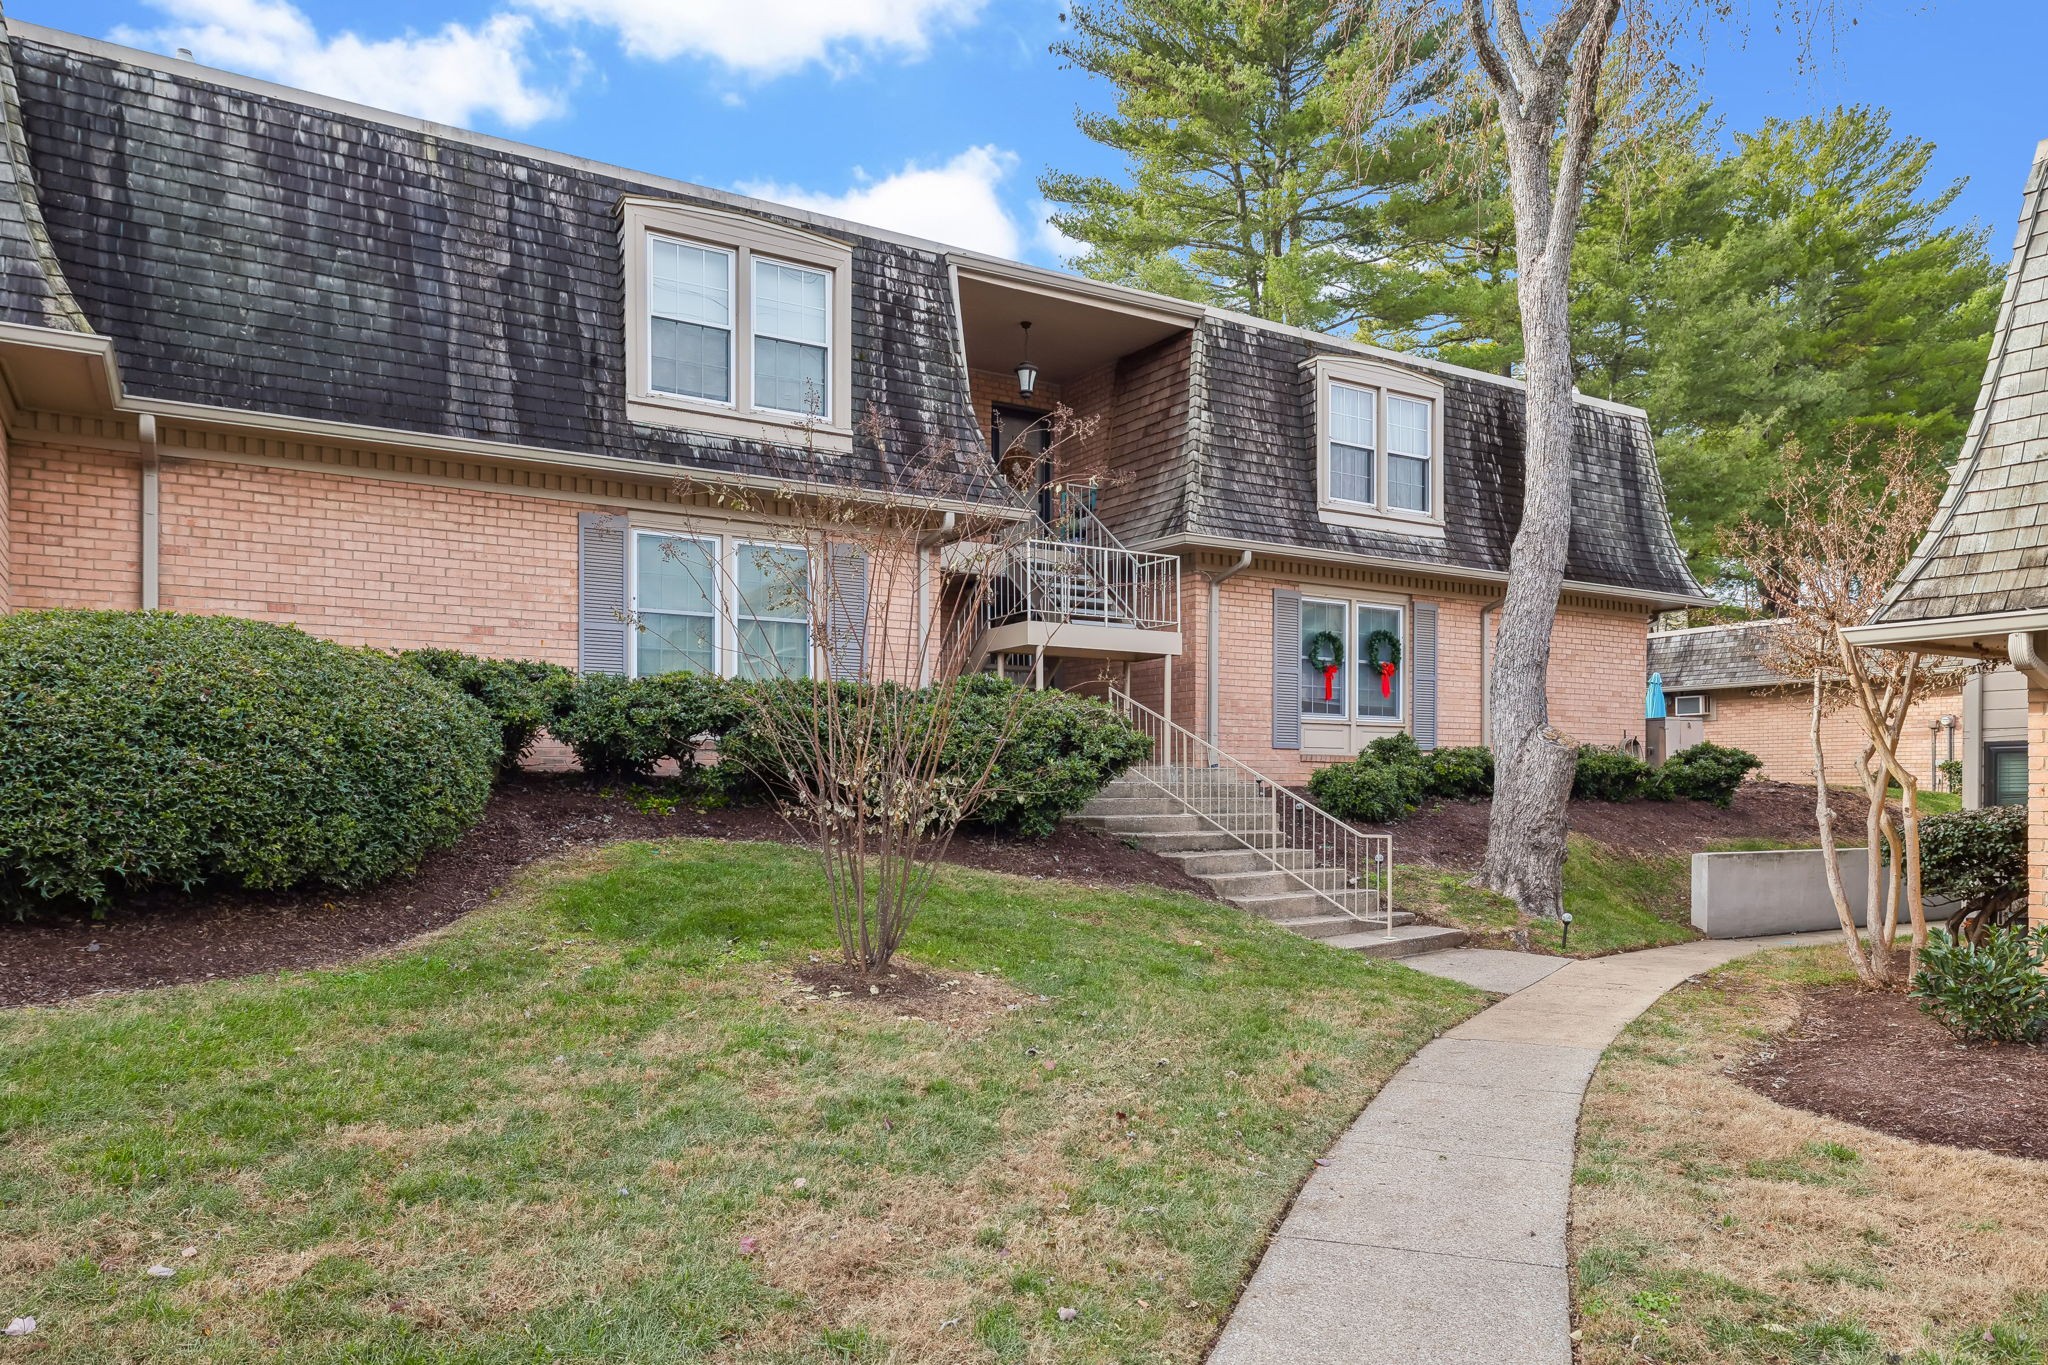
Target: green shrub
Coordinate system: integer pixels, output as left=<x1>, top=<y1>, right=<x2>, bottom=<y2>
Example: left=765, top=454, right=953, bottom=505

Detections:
left=1307, top=759, right=1426, bottom=824
left=1919, top=805, right=2027, bottom=928
left=399, top=648, right=574, bottom=773
left=0, top=610, right=496, bottom=913
left=949, top=679, right=1153, bottom=837
left=717, top=675, right=1151, bottom=838
left=1656, top=741, right=1762, bottom=807
left=551, top=671, right=752, bottom=782
left=1573, top=746, right=1652, bottom=802
left=1421, top=746, right=1494, bottom=799
left=1911, top=925, right=2048, bottom=1044
left=1363, top=732, right=1422, bottom=765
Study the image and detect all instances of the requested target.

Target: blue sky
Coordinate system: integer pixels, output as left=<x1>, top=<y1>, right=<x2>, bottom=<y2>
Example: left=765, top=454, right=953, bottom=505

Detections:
left=18, top=0, right=2048, bottom=274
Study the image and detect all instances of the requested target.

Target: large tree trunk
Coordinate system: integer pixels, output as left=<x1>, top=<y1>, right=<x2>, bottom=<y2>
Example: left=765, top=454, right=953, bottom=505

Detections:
left=1478, top=113, right=1591, bottom=918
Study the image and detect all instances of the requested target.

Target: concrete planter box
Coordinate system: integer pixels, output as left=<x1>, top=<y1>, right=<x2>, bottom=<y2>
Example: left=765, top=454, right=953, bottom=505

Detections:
left=1690, top=847, right=1954, bottom=938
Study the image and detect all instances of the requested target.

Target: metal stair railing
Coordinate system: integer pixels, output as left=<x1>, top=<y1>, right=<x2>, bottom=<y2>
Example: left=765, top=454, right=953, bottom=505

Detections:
left=980, top=493, right=1180, bottom=636
left=1108, top=686, right=1393, bottom=934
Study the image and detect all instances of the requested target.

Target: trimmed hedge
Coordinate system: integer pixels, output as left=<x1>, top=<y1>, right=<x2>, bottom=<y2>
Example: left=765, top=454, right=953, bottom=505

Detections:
left=1919, top=805, right=2027, bottom=929
left=1, top=611, right=497, bottom=913
left=551, top=671, right=752, bottom=782
left=1572, top=747, right=1654, bottom=802
left=399, top=648, right=575, bottom=773
left=1654, top=741, right=1762, bottom=808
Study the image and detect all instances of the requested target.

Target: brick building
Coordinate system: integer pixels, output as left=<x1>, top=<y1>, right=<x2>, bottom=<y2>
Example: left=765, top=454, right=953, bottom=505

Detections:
left=0, top=20, right=1705, bottom=779
left=1845, top=138, right=2048, bottom=926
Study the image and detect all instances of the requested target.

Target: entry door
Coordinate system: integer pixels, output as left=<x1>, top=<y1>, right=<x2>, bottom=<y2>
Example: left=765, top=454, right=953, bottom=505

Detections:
left=993, top=404, right=1053, bottom=523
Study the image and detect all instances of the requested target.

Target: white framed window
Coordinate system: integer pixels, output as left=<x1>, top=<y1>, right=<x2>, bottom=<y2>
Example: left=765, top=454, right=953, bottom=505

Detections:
left=1327, top=383, right=1376, bottom=506
left=1670, top=693, right=1708, bottom=718
left=648, top=237, right=734, bottom=404
left=752, top=258, right=830, bottom=417
left=1300, top=597, right=1349, bottom=717
left=1386, top=394, right=1432, bottom=514
left=734, top=541, right=813, bottom=680
left=1298, top=597, right=1404, bottom=725
left=630, top=529, right=813, bottom=680
left=621, top=199, right=855, bottom=448
left=1309, top=357, right=1446, bottom=535
left=1355, top=603, right=1404, bottom=722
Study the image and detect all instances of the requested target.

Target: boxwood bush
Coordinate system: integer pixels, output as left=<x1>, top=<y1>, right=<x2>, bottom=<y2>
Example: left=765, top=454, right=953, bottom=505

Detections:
left=399, top=648, right=575, bottom=773
left=1655, top=741, right=1763, bottom=808
left=1919, top=805, right=2027, bottom=931
left=1911, top=924, right=2048, bottom=1044
left=1, top=611, right=497, bottom=913
left=550, top=671, right=753, bottom=782
left=1572, top=746, right=1654, bottom=802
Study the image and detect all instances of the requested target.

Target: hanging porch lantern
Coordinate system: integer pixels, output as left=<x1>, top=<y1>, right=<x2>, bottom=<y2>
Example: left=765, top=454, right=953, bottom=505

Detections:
left=1015, top=320, right=1038, bottom=398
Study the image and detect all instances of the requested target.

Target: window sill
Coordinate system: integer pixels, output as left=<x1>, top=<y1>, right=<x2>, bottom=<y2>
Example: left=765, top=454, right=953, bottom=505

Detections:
left=1316, top=503, right=1446, bottom=539
left=627, top=395, right=854, bottom=453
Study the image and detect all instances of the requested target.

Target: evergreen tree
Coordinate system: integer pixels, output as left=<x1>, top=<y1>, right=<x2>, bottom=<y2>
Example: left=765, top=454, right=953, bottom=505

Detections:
left=1041, top=0, right=1452, bottom=331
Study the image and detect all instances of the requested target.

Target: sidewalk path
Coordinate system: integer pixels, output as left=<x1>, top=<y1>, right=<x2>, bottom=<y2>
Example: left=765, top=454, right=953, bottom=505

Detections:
left=1208, top=935, right=1829, bottom=1365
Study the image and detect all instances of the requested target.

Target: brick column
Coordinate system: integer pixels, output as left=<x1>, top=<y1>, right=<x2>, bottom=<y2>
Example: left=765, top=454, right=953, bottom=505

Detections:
left=2031, top=684, right=2048, bottom=928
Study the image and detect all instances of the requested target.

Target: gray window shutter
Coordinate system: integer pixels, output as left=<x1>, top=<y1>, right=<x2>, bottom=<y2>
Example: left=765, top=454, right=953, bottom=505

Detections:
left=577, top=512, right=630, bottom=676
left=827, top=542, right=871, bottom=681
left=1272, top=588, right=1301, bottom=750
left=1411, top=601, right=1439, bottom=751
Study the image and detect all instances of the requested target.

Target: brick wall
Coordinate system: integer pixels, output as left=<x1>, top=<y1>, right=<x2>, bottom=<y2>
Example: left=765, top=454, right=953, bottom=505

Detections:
left=1183, top=568, right=1651, bottom=777
left=9, top=443, right=141, bottom=609
left=1689, top=685, right=1961, bottom=786
left=2032, top=684, right=2048, bottom=927
left=0, top=423, right=11, bottom=613
left=156, top=457, right=583, bottom=661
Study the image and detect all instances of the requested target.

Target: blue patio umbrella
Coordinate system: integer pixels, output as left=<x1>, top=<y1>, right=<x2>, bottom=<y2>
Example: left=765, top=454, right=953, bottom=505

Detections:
left=1645, top=671, right=1667, bottom=720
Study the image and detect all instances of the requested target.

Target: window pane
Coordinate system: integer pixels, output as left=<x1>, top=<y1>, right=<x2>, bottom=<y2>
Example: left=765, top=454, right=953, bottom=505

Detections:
left=638, top=613, right=716, bottom=677
left=1300, top=600, right=1346, bottom=718
left=736, top=619, right=811, bottom=680
left=1357, top=605, right=1401, bottom=720
left=635, top=534, right=718, bottom=677
left=1388, top=453, right=1429, bottom=512
left=1330, top=443, right=1374, bottom=505
left=754, top=336, right=828, bottom=415
left=651, top=318, right=731, bottom=402
left=1387, top=395, right=1430, bottom=457
left=754, top=260, right=828, bottom=344
left=1330, top=382, right=1375, bottom=448
left=1991, top=747, right=2028, bottom=807
left=650, top=239, right=730, bottom=327
left=637, top=534, right=717, bottom=616
left=737, top=544, right=809, bottom=619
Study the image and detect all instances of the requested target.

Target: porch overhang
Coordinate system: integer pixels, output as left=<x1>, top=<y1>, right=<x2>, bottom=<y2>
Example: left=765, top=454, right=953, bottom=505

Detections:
left=1841, top=607, right=2048, bottom=660
left=976, top=620, right=1182, bottom=662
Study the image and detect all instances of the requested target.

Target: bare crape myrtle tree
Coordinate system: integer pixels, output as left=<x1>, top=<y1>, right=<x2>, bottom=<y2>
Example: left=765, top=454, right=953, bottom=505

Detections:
left=1736, top=435, right=1957, bottom=987
left=632, top=391, right=1102, bottom=973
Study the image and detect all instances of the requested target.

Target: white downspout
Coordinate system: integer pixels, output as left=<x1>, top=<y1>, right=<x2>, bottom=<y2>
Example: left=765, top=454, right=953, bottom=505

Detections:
left=2008, top=631, right=2048, bottom=689
left=138, top=413, right=160, bottom=611
left=1205, top=549, right=1253, bottom=750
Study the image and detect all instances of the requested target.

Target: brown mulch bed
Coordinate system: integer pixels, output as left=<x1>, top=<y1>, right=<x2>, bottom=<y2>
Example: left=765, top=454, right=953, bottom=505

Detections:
left=1352, top=780, right=1870, bottom=869
left=1738, top=985, right=2048, bottom=1161
left=0, top=776, right=1215, bottom=1011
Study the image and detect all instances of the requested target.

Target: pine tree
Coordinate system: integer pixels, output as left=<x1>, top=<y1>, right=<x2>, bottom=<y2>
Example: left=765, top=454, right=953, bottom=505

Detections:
left=1041, top=0, right=1452, bottom=332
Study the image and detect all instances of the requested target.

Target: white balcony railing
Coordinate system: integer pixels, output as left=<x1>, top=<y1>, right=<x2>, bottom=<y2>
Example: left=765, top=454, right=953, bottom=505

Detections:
left=979, top=495, right=1179, bottom=636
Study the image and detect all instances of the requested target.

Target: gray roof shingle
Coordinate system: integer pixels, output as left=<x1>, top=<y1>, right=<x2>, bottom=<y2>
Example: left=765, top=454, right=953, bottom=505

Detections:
left=1874, top=139, right=2048, bottom=624
left=1647, top=623, right=1789, bottom=691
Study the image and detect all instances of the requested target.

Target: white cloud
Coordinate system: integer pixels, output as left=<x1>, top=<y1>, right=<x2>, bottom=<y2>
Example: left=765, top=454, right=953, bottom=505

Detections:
left=740, top=145, right=1025, bottom=257
left=1032, top=198, right=1087, bottom=266
left=114, top=0, right=572, bottom=128
left=521, top=0, right=984, bottom=76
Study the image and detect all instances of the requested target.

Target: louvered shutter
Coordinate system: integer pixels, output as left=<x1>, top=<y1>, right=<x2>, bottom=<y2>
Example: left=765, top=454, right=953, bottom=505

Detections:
left=1272, top=588, right=1301, bottom=750
left=577, top=512, right=630, bottom=675
left=826, top=542, right=871, bottom=681
left=1411, top=601, right=1439, bottom=751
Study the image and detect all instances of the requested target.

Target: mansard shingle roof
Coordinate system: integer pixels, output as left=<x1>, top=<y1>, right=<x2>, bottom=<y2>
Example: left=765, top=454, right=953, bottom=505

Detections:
left=6, top=31, right=1001, bottom=503
left=1647, top=622, right=1790, bottom=691
left=1873, top=140, right=2048, bottom=625
left=1182, top=319, right=1701, bottom=601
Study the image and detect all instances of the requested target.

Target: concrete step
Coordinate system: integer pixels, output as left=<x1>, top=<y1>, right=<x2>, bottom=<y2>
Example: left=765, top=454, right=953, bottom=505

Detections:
left=1322, top=925, right=1470, bottom=960
left=1166, top=847, right=1319, bottom=878
left=1079, top=794, right=1185, bottom=819
left=1274, top=911, right=1418, bottom=940
left=1106, top=829, right=1249, bottom=855
left=1071, top=812, right=1209, bottom=836
left=1201, top=867, right=1350, bottom=901
left=1231, top=890, right=1382, bottom=922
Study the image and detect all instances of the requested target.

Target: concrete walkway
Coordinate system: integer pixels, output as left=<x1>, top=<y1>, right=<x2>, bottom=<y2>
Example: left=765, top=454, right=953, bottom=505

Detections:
left=1208, top=935, right=1829, bottom=1365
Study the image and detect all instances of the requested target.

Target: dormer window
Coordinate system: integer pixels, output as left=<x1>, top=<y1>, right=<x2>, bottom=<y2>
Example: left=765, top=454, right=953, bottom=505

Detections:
left=621, top=198, right=854, bottom=450
left=1310, top=356, right=1446, bottom=536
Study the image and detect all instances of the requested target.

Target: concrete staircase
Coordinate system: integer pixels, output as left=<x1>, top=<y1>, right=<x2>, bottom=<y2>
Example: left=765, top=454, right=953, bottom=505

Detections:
left=1075, top=773, right=1467, bottom=960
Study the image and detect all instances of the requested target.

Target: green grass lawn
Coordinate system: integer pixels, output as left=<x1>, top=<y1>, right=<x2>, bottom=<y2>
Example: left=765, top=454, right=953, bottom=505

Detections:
left=1572, top=948, right=2048, bottom=1363
left=1402, top=835, right=1801, bottom=956
left=0, top=840, right=1482, bottom=1363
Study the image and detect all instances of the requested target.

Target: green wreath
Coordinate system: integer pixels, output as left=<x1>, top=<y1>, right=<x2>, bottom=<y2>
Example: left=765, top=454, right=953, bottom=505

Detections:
left=1363, top=628, right=1403, bottom=699
left=1304, top=630, right=1344, bottom=670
